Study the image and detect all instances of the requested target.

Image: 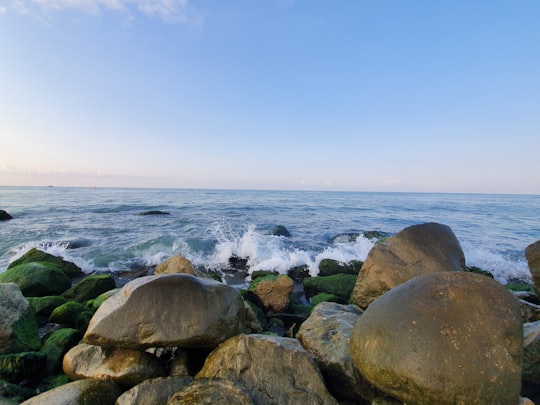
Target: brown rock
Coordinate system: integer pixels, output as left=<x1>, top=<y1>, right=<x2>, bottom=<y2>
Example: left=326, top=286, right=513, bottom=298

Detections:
left=249, top=274, right=294, bottom=314
left=20, top=379, right=121, bottom=405
left=168, top=378, right=254, bottom=405
left=526, top=240, right=540, bottom=297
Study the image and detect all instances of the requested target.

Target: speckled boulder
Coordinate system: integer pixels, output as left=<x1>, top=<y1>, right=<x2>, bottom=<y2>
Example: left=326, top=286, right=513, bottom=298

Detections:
left=84, top=274, right=245, bottom=349
left=351, top=222, right=465, bottom=309
left=350, top=272, right=523, bottom=405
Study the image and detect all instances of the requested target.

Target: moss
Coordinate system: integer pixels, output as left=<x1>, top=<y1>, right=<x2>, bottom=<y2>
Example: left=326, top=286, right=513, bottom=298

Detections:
left=28, top=296, right=68, bottom=319
left=7, top=248, right=82, bottom=277
left=7, top=308, right=41, bottom=354
left=35, top=373, right=71, bottom=394
left=62, top=274, right=116, bottom=303
left=303, top=274, right=358, bottom=301
left=465, top=265, right=494, bottom=279
left=0, top=262, right=72, bottom=297
left=310, top=292, right=341, bottom=306
left=318, top=259, right=362, bottom=276
left=49, top=301, right=93, bottom=331
left=0, top=378, right=37, bottom=402
left=0, top=352, right=47, bottom=383
left=251, top=270, right=278, bottom=281
left=505, top=282, right=534, bottom=292
left=245, top=300, right=268, bottom=330
left=41, top=328, right=81, bottom=374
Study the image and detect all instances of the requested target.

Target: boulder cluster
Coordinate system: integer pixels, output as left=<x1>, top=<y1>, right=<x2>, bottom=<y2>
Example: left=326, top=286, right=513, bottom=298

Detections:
left=1, top=223, right=540, bottom=404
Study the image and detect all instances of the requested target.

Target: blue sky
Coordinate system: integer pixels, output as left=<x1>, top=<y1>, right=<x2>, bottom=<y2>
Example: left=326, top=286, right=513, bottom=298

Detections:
left=1, top=1, right=539, bottom=193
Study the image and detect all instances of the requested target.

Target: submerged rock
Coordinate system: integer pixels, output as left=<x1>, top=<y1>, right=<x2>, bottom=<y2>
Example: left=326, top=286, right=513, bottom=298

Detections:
left=196, top=333, right=338, bottom=405
left=63, top=343, right=166, bottom=389
left=138, top=210, right=170, bottom=216
left=0, top=210, right=13, bottom=221
left=271, top=225, right=291, bottom=237
left=351, top=222, right=465, bottom=309
left=350, top=272, right=523, bottom=405
left=84, top=274, right=246, bottom=349
left=20, top=378, right=122, bottom=405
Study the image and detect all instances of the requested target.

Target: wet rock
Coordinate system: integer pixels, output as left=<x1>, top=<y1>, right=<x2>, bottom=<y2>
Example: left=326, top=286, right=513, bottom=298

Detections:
left=0, top=283, right=41, bottom=355
left=197, top=333, right=338, bottom=405
left=116, top=376, right=193, bottom=405
left=0, top=263, right=72, bottom=297
left=350, top=272, right=523, bottom=405
left=351, top=222, right=465, bottom=309
left=7, top=248, right=83, bottom=278
left=63, top=343, right=166, bottom=389
left=20, top=378, right=122, bottom=405
left=41, top=328, right=81, bottom=374
left=49, top=301, right=93, bottom=331
left=0, top=210, right=13, bottom=221
left=303, top=274, right=357, bottom=303
left=168, top=378, right=254, bottom=404
left=248, top=274, right=294, bottom=314
left=61, top=274, right=116, bottom=303
left=138, top=210, right=170, bottom=216
left=526, top=240, right=540, bottom=297
left=84, top=274, right=245, bottom=349
left=271, top=225, right=291, bottom=237
left=297, top=302, right=376, bottom=403
left=318, top=258, right=362, bottom=276
left=28, top=296, right=68, bottom=324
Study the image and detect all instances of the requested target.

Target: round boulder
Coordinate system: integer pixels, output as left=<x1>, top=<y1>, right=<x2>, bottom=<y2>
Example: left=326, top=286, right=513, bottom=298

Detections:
left=350, top=272, right=523, bottom=405
left=248, top=274, right=294, bottom=314
left=84, top=274, right=246, bottom=349
left=351, top=222, right=465, bottom=309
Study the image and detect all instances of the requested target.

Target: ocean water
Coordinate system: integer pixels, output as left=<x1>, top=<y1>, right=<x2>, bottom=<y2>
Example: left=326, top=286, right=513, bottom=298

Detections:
left=1, top=186, right=539, bottom=284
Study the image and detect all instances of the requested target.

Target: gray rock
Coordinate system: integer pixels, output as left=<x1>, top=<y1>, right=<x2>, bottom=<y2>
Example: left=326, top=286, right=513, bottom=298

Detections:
left=0, top=210, right=13, bottom=221
left=83, top=274, right=245, bottom=349
left=20, top=378, right=121, bottom=405
left=526, top=240, right=540, bottom=297
left=168, top=378, right=254, bottom=405
left=350, top=272, right=523, bottom=405
left=116, top=376, right=193, bottom=405
left=297, top=302, right=376, bottom=403
left=523, top=320, right=540, bottom=383
left=0, top=283, right=41, bottom=355
left=351, top=222, right=465, bottom=309
left=63, top=343, right=166, bottom=389
left=196, top=333, right=338, bottom=405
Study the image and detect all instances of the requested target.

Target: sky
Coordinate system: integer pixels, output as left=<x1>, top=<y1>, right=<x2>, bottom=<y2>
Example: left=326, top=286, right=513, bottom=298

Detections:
left=0, top=1, right=539, bottom=194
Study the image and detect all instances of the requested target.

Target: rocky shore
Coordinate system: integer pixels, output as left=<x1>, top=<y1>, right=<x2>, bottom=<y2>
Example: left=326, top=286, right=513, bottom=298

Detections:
left=1, top=222, right=540, bottom=404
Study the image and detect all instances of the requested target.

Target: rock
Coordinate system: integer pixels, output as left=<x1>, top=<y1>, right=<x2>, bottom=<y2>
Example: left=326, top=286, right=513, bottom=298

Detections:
left=62, top=274, right=116, bottom=303
left=248, top=274, right=294, bottom=314
left=303, top=274, right=357, bottom=302
left=116, top=376, right=193, bottom=405
left=138, top=210, right=170, bottom=216
left=297, top=302, right=376, bottom=403
left=8, top=248, right=83, bottom=277
left=28, top=296, right=68, bottom=322
left=154, top=255, right=212, bottom=279
left=168, top=378, right=254, bottom=404
left=350, top=272, right=523, bottom=405
left=287, top=264, right=311, bottom=282
left=310, top=292, right=340, bottom=306
left=49, top=301, right=94, bottom=331
left=41, top=328, right=81, bottom=374
left=0, top=263, right=72, bottom=297
left=0, top=283, right=41, bottom=354
left=244, top=301, right=267, bottom=333
left=271, top=225, right=291, bottom=237
left=526, top=240, right=540, bottom=297
left=0, top=210, right=13, bottom=221
left=84, top=274, right=246, bottom=349
left=63, top=343, right=166, bottom=389
left=523, top=320, right=540, bottom=383
left=0, top=378, right=37, bottom=403
left=197, top=333, right=338, bottom=405
left=351, top=222, right=465, bottom=309
left=20, top=378, right=122, bottom=405
left=318, top=258, right=362, bottom=276
left=0, top=352, right=47, bottom=383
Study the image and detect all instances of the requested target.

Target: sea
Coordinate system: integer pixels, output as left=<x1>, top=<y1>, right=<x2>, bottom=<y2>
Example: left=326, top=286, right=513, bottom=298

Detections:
left=1, top=186, right=539, bottom=285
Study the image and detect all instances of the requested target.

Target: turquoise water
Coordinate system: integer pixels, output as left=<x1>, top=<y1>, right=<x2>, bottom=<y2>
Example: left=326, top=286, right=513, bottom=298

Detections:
left=1, top=186, right=539, bottom=283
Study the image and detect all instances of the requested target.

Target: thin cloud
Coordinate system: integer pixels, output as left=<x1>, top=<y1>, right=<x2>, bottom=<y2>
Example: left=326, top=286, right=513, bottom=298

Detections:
left=11, top=0, right=201, bottom=24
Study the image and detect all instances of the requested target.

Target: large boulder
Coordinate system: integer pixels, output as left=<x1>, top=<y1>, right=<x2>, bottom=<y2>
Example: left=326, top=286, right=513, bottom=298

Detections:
left=526, top=240, right=540, bottom=297
left=116, top=376, right=193, bottom=405
left=196, top=333, right=338, bottom=405
left=351, top=222, right=465, bottom=309
left=20, top=378, right=122, bottom=405
left=8, top=248, right=82, bottom=277
left=297, top=302, right=376, bottom=403
left=168, top=378, right=254, bottom=404
left=350, top=272, right=523, bottom=405
left=61, top=274, right=116, bottom=303
left=248, top=274, right=294, bottom=314
left=0, top=263, right=72, bottom=297
left=63, top=343, right=166, bottom=389
left=84, top=274, right=245, bottom=349
left=0, top=283, right=41, bottom=355
left=155, top=255, right=196, bottom=276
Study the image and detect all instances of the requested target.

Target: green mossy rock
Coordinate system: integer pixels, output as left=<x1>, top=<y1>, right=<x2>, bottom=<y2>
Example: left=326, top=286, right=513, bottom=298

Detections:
left=0, top=378, right=37, bottom=403
left=41, top=328, right=81, bottom=374
left=250, top=270, right=278, bottom=281
left=318, top=259, right=362, bottom=276
left=62, top=274, right=116, bottom=303
left=49, top=301, right=93, bottom=331
left=0, top=263, right=72, bottom=297
left=303, top=274, right=358, bottom=301
left=7, top=248, right=82, bottom=277
left=311, top=293, right=341, bottom=306
left=28, top=296, right=68, bottom=320
left=465, top=265, right=494, bottom=279
left=287, top=265, right=311, bottom=282
left=0, top=352, right=47, bottom=383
